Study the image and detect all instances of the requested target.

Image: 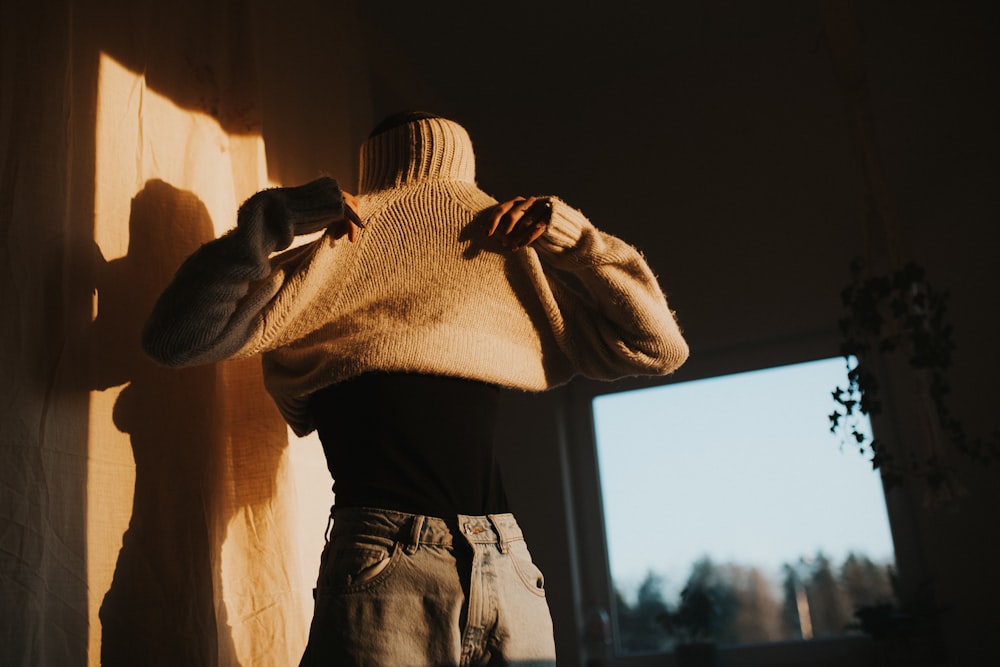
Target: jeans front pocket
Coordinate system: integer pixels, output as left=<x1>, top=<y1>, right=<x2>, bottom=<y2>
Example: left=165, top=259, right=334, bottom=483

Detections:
left=508, top=538, right=547, bottom=597
left=317, top=535, right=401, bottom=594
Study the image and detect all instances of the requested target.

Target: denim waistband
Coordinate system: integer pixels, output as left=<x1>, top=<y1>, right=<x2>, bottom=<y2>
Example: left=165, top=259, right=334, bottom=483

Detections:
left=330, top=506, right=525, bottom=554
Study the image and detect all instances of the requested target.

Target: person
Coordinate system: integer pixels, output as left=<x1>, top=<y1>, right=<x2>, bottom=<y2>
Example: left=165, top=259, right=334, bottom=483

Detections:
left=142, top=111, right=689, bottom=666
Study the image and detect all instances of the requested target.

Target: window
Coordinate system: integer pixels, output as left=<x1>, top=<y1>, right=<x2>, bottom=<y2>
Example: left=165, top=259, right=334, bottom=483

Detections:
left=591, top=357, right=896, bottom=655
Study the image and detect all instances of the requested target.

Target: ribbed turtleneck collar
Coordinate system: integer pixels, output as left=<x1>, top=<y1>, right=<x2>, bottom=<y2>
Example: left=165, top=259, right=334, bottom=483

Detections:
left=358, top=117, right=477, bottom=194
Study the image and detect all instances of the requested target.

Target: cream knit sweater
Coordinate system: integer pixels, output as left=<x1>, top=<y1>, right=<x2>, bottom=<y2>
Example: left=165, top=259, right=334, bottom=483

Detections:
left=142, top=117, right=689, bottom=435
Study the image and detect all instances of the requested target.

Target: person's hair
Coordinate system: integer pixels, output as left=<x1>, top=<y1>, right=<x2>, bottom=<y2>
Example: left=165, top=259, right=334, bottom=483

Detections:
left=368, top=111, right=443, bottom=138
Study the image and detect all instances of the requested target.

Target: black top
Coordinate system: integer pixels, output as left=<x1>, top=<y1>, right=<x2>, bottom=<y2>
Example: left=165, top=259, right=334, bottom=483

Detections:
left=308, top=372, right=510, bottom=517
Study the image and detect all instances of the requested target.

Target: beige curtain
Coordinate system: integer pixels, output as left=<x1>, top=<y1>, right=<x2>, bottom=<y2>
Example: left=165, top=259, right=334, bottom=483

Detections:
left=1, top=1, right=368, bottom=665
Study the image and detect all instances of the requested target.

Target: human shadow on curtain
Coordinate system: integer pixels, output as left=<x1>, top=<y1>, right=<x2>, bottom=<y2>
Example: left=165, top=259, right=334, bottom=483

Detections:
left=83, top=179, right=291, bottom=666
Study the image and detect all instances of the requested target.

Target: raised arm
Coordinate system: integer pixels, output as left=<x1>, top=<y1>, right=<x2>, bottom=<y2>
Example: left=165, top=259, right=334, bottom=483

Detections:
left=141, top=177, right=356, bottom=367
left=489, top=196, right=689, bottom=380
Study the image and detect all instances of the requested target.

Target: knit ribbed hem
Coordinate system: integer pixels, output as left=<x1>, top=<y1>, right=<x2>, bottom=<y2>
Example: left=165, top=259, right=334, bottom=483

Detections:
left=262, top=324, right=572, bottom=436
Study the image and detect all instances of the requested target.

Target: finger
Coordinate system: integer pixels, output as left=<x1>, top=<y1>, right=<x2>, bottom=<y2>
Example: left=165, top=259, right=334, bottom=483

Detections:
left=522, top=221, right=548, bottom=247
left=343, top=191, right=361, bottom=216
left=503, top=196, right=537, bottom=236
left=344, top=204, right=365, bottom=229
left=523, top=198, right=552, bottom=224
left=341, top=191, right=365, bottom=230
left=511, top=221, right=548, bottom=251
left=487, top=198, right=523, bottom=236
left=509, top=199, right=552, bottom=248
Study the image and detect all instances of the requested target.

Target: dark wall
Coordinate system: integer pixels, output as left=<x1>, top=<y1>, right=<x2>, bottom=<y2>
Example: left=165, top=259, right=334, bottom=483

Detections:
left=359, top=1, right=1000, bottom=665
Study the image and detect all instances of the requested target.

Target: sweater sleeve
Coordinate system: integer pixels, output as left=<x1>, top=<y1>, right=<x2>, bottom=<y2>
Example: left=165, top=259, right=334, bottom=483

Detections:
left=141, top=177, right=345, bottom=367
left=527, top=198, right=689, bottom=380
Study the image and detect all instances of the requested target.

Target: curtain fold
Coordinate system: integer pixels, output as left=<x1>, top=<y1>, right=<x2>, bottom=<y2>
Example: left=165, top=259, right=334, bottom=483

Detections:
left=2, top=1, right=360, bottom=664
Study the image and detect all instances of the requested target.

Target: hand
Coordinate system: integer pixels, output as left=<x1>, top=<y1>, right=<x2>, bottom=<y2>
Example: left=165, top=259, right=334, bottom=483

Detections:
left=486, top=196, right=552, bottom=251
left=330, top=192, right=365, bottom=243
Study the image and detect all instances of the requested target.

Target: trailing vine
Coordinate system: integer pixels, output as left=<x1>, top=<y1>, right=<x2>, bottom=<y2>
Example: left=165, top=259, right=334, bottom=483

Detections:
left=829, top=258, right=1000, bottom=495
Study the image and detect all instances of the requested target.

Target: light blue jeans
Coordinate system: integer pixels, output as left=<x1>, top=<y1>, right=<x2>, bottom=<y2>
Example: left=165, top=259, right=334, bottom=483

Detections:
left=299, top=507, right=557, bottom=667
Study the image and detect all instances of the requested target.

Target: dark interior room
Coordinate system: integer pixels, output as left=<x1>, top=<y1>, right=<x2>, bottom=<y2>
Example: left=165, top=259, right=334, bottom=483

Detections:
left=2, top=0, right=998, bottom=665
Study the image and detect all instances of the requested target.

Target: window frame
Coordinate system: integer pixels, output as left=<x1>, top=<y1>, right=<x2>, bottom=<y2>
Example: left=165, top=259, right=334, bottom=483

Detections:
left=559, top=345, right=913, bottom=666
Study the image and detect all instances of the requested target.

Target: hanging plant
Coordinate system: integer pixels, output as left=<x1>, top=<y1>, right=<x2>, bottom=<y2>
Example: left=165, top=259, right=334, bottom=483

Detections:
left=829, top=257, right=1000, bottom=496
left=821, top=0, right=1000, bottom=500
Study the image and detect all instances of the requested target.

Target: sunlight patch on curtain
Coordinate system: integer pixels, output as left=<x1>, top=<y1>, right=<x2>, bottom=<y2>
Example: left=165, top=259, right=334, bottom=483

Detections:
left=88, top=52, right=331, bottom=667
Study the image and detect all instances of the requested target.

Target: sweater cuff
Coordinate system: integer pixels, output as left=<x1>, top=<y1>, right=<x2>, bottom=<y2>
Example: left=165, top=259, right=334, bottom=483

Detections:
left=237, top=177, right=345, bottom=254
left=533, top=197, right=593, bottom=257
left=278, top=176, right=345, bottom=233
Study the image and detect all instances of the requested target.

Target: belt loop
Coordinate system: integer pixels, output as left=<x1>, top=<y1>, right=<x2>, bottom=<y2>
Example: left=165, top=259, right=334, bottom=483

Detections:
left=487, top=514, right=510, bottom=554
left=324, top=505, right=335, bottom=544
left=405, top=515, right=425, bottom=555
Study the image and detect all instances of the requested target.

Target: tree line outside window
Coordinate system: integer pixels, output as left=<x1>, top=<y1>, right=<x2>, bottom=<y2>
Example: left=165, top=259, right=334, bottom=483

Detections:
left=613, top=551, right=895, bottom=653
